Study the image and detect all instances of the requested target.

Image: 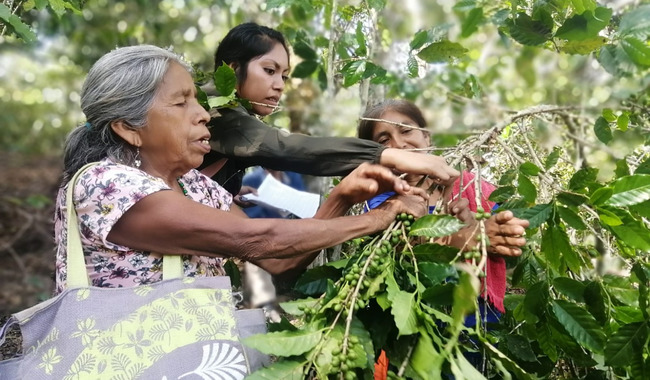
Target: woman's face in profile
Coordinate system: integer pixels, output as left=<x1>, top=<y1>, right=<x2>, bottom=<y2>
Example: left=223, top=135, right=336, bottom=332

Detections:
left=138, top=62, right=211, bottom=174
left=371, top=109, right=430, bottom=151
left=237, top=42, right=290, bottom=116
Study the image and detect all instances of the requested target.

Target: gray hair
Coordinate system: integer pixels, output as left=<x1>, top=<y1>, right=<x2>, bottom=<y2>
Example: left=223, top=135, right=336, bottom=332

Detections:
left=62, top=45, right=191, bottom=183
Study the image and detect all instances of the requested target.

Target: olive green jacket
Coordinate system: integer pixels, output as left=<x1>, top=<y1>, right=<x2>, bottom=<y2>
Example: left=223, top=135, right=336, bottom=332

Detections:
left=201, top=104, right=386, bottom=195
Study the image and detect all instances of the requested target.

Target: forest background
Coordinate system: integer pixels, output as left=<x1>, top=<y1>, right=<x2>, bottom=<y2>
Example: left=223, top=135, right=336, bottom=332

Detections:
left=1, top=0, right=650, bottom=378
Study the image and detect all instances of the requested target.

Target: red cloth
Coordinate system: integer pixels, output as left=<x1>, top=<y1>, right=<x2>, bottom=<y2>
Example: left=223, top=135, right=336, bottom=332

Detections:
left=452, top=171, right=506, bottom=313
left=374, top=350, right=388, bottom=380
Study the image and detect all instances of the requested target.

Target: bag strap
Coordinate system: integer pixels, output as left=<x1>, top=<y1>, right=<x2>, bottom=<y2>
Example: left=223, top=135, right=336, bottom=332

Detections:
left=65, top=163, right=184, bottom=288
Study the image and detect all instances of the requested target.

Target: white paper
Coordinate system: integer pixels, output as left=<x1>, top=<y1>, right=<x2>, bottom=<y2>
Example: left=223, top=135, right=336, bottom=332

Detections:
left=240, top=174, right=320, bottom=218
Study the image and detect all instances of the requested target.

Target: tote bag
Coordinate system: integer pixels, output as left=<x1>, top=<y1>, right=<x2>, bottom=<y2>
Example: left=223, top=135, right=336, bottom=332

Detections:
left=0, top=163, right=269, bottom=379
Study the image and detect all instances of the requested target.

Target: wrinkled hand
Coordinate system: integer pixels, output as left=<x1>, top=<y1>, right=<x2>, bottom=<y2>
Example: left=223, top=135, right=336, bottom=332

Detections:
left=380, top=148, right=460, bottom=186
left=484, top=211, right=529, bottom=257
left=371, top=193, right=428, bottom=229
left=333, top=163, right=428, bottom=205
left=233, top=186, right=258, bottom=208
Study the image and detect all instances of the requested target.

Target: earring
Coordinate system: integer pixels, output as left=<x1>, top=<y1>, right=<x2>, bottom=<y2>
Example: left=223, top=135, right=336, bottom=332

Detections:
left=134, top=147, right=141, bottom=168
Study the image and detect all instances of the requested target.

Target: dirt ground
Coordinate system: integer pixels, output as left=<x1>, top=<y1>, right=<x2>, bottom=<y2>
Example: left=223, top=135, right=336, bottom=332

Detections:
left=0, top=152, right=62, bottom=358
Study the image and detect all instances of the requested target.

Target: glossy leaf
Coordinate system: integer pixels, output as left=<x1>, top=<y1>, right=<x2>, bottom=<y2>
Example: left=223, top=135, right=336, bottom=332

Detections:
left=450, top=271, right=478, bottom=331
left=419, top=262, right=458, bottom=287
left=523, top=282, right=549, bottom=324
left=292, top=40, right=318, bottom=60
left=621, top=37, right=650, bottom=67
left=386, top=274, right=419, bottom=336
left=519, top=162, right=541, bottom=176
left=571, top=0, right=597, bottom=13
left=409, top=214, right=465, bottom=238
left=604, top=322, right=649, bottom=366
left=242, top=329, right=322, bottom=356
left=412, top=243, right=459, bottom=263
left=341, top=60, right=367, bottom=87
left=417, top=40, right=468, bottom=63
left=569, top=167, right=598, bottom=191
left=245, top=360, right=305, bottom=380
left=557, top=206, right=587, bottom=230
left=555, top=7, right=612, bottom=41
left=506, top=12, right=552, bottom=46
left=518, top=175, right=537, bottom=203
left=512, top=257, right=540, bottom=288
left=506, top=335, right=537, bottom=362
left=561, top=36, right=606, bottom=55
left=279, top=298, right=319, bottom=316
left=291, top=60, right=319, bottom=78
left=537, top=324, right=558, bottom=362
left=557, top=192, right=589, bottom=207
left=478, top=337, right=535, bottom=380
left=512, top=202, right=552, bottom=229
left=589, top=186, right=613, bottom=206
left=461, top=7, right=484, bottom=38
left=0, top=4, right=37, bottom=42
left=607, top=174, right=650, bottom=207
left=553, top=277, right=585, bottom=302
left=551, top=300, right=606, bottom=352
left=618, top=4, right=650, bottom=38
left=294, top=265, right=341, bottom=295
left=617, top=112, right=630, bottom=131
left=614, top=158, right=630, bottom=178
left=407, top=55, right=419, bottom=78
left=213, top=64, right=237, bottom=97
left=584, top=281, right=608, bottom=325
left=544, top=146, right=562, bottom=170
left=594, top=116, right=612, bottom=144
left=488, top=186, right=516, bottom=203
left=410, top=331, right=444, bottom=379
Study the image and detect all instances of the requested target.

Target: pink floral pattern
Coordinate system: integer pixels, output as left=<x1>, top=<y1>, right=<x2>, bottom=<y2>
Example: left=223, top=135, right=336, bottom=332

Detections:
left=54, top=158, right=233, bottom=294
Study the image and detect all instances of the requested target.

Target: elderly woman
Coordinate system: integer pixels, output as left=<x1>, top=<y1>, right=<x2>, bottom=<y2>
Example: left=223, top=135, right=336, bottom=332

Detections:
left=54, top=45, right=427, bottom=293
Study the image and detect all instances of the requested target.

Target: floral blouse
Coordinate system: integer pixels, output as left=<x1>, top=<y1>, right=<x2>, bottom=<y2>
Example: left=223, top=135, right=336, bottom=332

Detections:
left=54, top=158, right=233, bottom=294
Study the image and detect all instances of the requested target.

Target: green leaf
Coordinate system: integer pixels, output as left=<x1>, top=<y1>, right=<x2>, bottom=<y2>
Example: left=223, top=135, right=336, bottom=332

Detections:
left=519, top=162, right=541, bottom=176
left=292, top=40, right=318, bottom=60
left=421, top=283, right=455, bottom=306
left=279, top=298, right=319, bottom=316
left=386, top=273, right=419, bottom=336
left=545, top=147, right=562, bottom=169
left=410, top=30, right=429, bottom=50
left=636, top=157, right=650, bottom=175
left=242, top=329, right=322, bottom=356
left=557, top=206, right=587, bottom=230
left=555, top=7, right=612, bottom=41
left=518, top=175, right=537, bottom=203
left=407, top=55, right=419, bottom=78
left=589, top=186, right=613, bottom=205
left=354, top=22, right=368, bottom=57
left=478, top=337, right=535, bottom=380
left=603, top=275, right=639, bottom=306
left=207, top=96, right=234, bottom=108
left=48, top=0, right=67, bottom=16
left=506, top=12, right=553, bottom=46
left=597, top=207, right=623, bottom=226
left=223, top=260, right=241, bottom=288
left=551, top=299, right=606, bottom=352
left=617, top=112, right=630, bottom=131
left=341, top=60, right=366, bottom=87
left=560, top=36, right=606, bottom=55
left=621, top=37, right=650, bottom=67
left=557, top=192, right=589, bottom=207
left=542, top=224, right=578, bottom=272
left=419, top=262, right=458, bottom=286
left=505, top=335, right=538, bottom=362
left=461, top=7, right=484, bottom=38
left=608, top=216, right=650, bottom=250
left=512, top=202, right=553, bottom=229
left=294, top=266, right=341, bottom=295
left=613, top=306, right=644, bottom=324
left=0, top=4, right=36, bottom=42
left=618, top=4, right=650, bottom=39
left=537, top=324, right=559, bottom=362
left=553, top=277, right=585, bottom=302
left=584, top=281, right=608, bottom=325
left=606, top=174, right=650, bottom=207
left=412, top=243, right=459, bottom=263
left=499, top=169, right=517, bottom=186
left=512, top=257, right=540, bottom=288
left=417, top=40, right=468, bottom=63
left=450, top=271, right=478, bottom=331
left=213, top=64, right=237, bottom=97
left=453, top=0, right=476, bottom=12
left=604, top=322, right=649, bottom=366
left=246, top=360, right=305, bottom=379
left=410, top=331, right=444, bottom=378
left=409, top=214, right=465, bottom=238
left=571, top=0, right=597, bottom=13
left=602, top=108, right=617, bottom=122
left=615, top=158, right=630, bottom=178
left=488, top=186, right=516, bottom=203
left=291, top=60, right=319, bottom=78
left=569, top=167, right=598, bottom=191
left=594, top=116, right=612, bottom=144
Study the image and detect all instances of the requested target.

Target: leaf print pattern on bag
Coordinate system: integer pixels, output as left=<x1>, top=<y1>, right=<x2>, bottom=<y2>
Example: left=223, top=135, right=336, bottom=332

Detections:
left=54, top=158, right=233, bottom=294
